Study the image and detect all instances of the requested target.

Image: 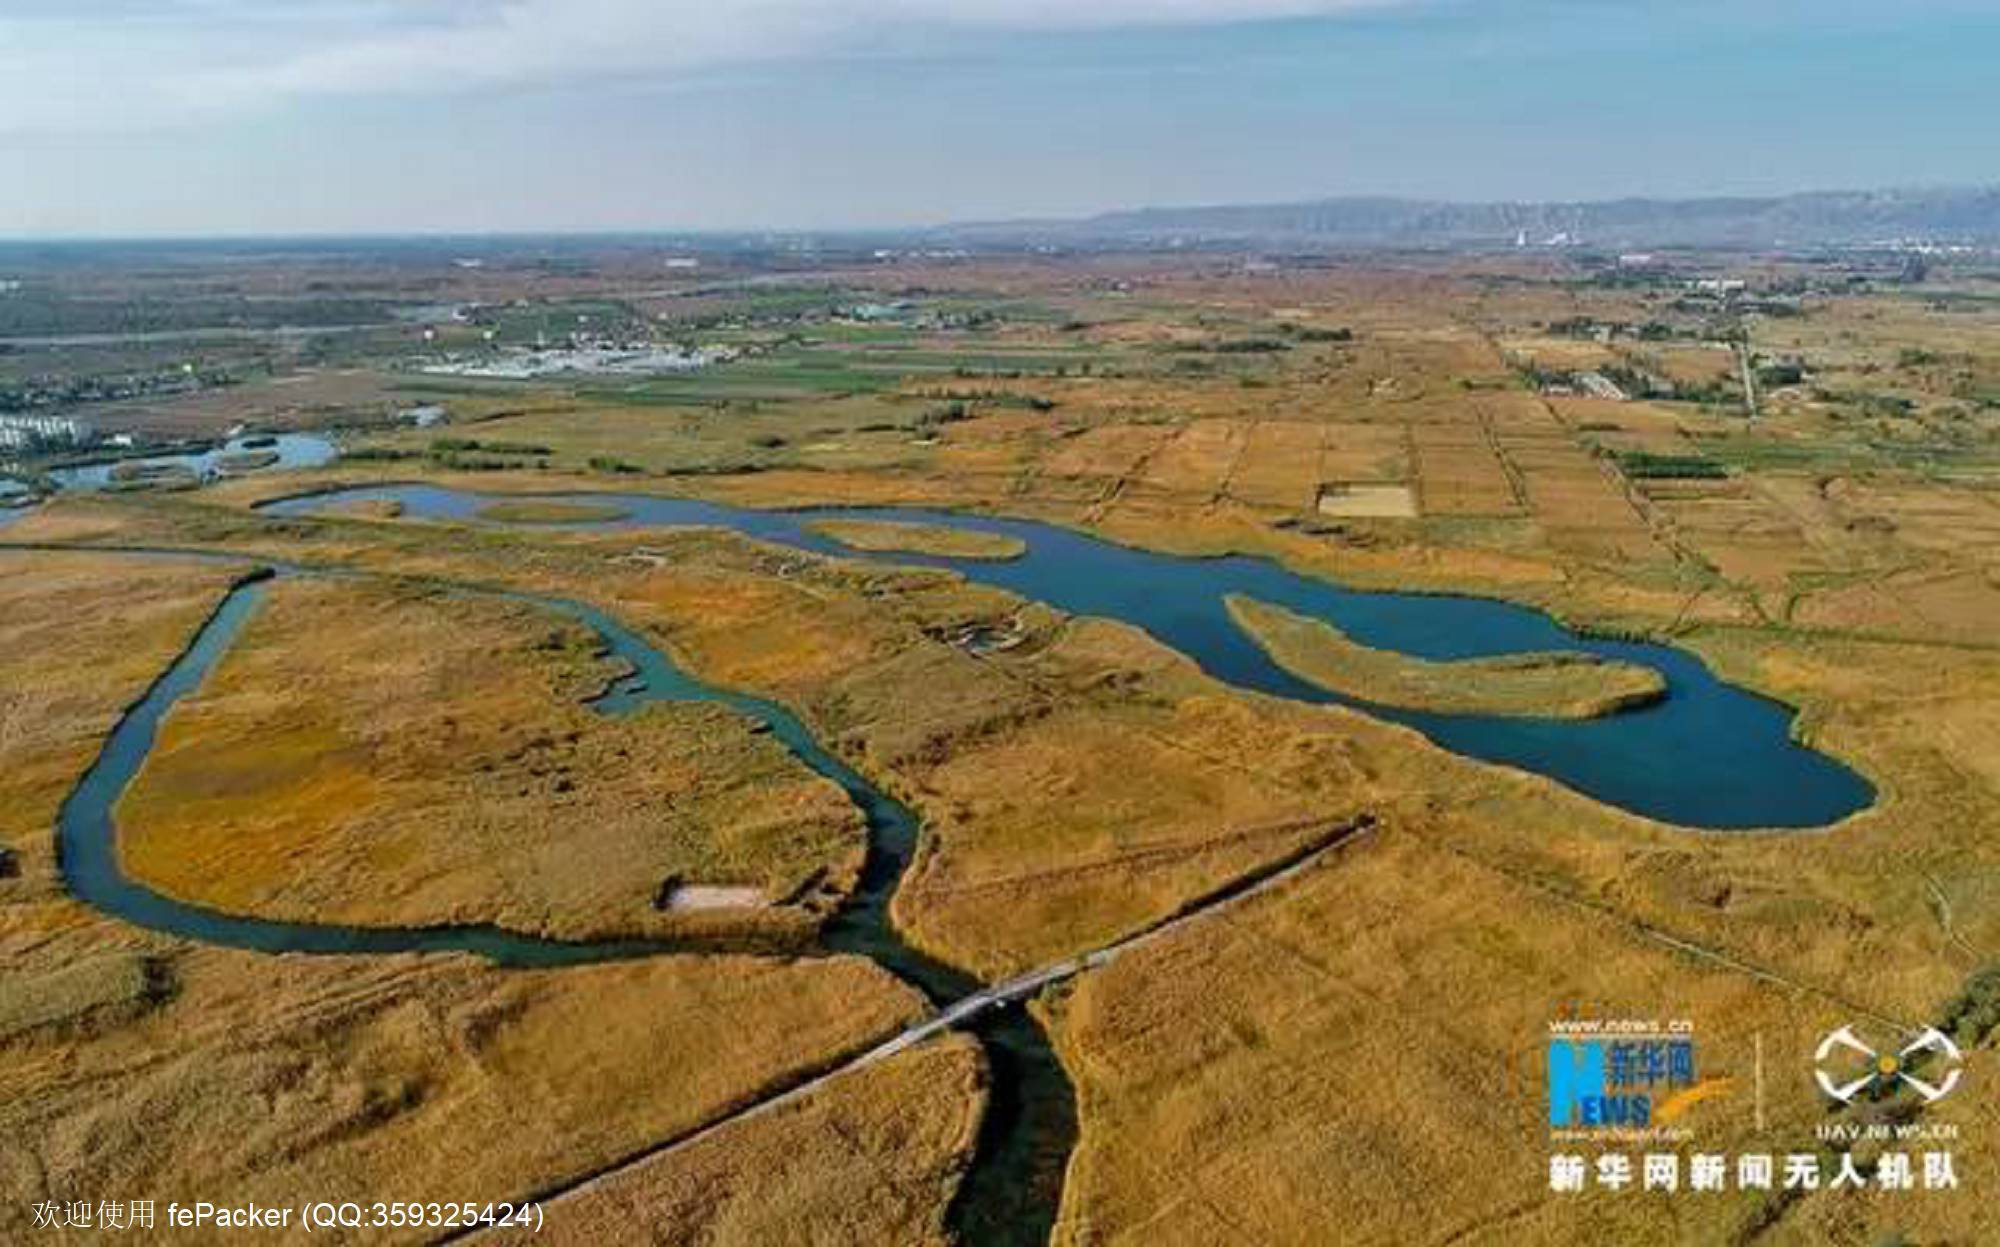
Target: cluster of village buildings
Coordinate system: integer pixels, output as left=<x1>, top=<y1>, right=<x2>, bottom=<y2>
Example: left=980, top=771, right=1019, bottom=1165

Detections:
left=0, top=413, right=95, bottom=452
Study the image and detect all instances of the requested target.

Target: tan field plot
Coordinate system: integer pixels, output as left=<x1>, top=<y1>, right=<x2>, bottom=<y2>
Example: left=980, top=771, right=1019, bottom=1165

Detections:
left=1653, top=485, right=1828, bottom=590
left=1314, top=420, right=1407, bottom=483
left=1315, top=482, right=1416, bottom=518
left=928, top=413, right=1049, bottom=487
left=1409, top=426, right=1521, bottom=516
left=1040, top=422, right=1176, bottom=487
left=1498, top=335, right=1621, bottom=371
left=1641, top=343, right=1736, bottom=389
left=1225, top=421, right=1326, bottom=512
left=1469, top=451, right=1657, bottom=566
left=1131, top=420, right=1248, bottom=499
left=1550, top=396, right=1694, bottom=447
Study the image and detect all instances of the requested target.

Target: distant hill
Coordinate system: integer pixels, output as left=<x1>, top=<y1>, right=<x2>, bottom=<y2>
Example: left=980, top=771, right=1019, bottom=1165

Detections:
left=944, top=188, right=2000, bottom=249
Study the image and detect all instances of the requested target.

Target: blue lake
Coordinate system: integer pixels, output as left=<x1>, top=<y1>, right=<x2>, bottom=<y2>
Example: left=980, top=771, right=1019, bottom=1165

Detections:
left=47, top=434, right=338, bottom=491
left=265, top=484, right=1876, bottom=830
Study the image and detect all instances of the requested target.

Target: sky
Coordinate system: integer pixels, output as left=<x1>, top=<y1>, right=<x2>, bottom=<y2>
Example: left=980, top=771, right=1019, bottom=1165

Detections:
left=2, top=0, right=1996, bottom=237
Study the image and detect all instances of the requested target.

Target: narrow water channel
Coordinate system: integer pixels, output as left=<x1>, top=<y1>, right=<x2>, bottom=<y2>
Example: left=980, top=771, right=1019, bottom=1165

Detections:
left=49, top=560, right=1072, bottom=1245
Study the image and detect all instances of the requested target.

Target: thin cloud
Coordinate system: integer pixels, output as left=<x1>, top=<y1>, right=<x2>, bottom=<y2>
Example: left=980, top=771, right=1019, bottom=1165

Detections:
left=0, top=0, right=1410, bottom=133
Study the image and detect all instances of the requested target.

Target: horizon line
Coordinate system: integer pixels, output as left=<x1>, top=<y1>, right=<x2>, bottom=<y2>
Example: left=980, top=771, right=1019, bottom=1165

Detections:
left=3, top=183, right=1996, bottom=248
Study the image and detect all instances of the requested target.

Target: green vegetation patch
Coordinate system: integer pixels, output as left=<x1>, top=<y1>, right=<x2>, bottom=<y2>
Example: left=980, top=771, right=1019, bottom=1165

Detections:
left=1616, top=451, right=1729, bottom=480
left=431, top=436, right=553, bottom=456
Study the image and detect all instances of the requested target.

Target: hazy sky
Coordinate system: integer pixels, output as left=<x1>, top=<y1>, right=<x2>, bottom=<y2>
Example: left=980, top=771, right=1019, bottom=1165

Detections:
left=3, top=0, right=1996, bottom=236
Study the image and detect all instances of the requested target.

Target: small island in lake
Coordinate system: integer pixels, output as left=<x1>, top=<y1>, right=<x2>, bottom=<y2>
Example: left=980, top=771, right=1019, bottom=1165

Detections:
left=808, top=518, right=1026, bottom=560
left=1226, top=594, right=1666, bottom=719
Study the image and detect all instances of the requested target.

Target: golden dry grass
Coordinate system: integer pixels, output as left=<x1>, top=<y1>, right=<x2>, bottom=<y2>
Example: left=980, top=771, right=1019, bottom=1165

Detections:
left=0, top=952, right=164, bottom=1043
left=0, top=551, right=249, bottom=919
left=0, top=950, right=930, bottom=1243
left=5, top=255, right=1997, bottom=1243
left=1036, top=605, right=2000, bottom=1243
left=118, top=578, right=865, bottom=943
left=489, top=1037, right=984, bottom=1247
left=1313, top=483, right=1416, bottom=519
left=1041, top=826, right=1995, bottom=1246
left=0, top=549, right=949, bottom=1245
left=21, top=450, right=1997, bottom=1014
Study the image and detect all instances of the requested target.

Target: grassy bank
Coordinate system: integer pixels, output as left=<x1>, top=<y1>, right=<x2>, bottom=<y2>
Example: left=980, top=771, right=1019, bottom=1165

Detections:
left=1226, top=594, right=1666, bottom=718
left=808, top=518, right=1026, bottom=561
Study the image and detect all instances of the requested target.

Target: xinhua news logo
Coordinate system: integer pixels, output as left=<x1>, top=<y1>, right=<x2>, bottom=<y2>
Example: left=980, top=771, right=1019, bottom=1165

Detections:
left=1549, top=1022, right=1697, bottom=1131
left=1814, top=1025, right=1964, bottom=1105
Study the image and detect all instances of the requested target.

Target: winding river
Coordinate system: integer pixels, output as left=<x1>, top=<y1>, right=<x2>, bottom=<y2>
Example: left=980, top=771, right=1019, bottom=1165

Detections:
left=31, top=479, right=1871, bottom=1245
left=49, top=557, right=1067, bottom=1244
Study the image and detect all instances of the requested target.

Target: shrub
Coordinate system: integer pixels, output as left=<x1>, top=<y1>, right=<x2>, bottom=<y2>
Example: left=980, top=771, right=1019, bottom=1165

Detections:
left=1616, top=452, right=1727, bottom=480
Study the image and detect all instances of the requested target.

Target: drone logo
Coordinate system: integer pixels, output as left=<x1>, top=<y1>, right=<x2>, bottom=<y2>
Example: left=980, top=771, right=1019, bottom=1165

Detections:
left=1814, top=1025, right=1963, bottom=1105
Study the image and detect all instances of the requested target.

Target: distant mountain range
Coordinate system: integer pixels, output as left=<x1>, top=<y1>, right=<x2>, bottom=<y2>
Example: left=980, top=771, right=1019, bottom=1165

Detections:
left=944, top=188, right=2000, bottom=249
